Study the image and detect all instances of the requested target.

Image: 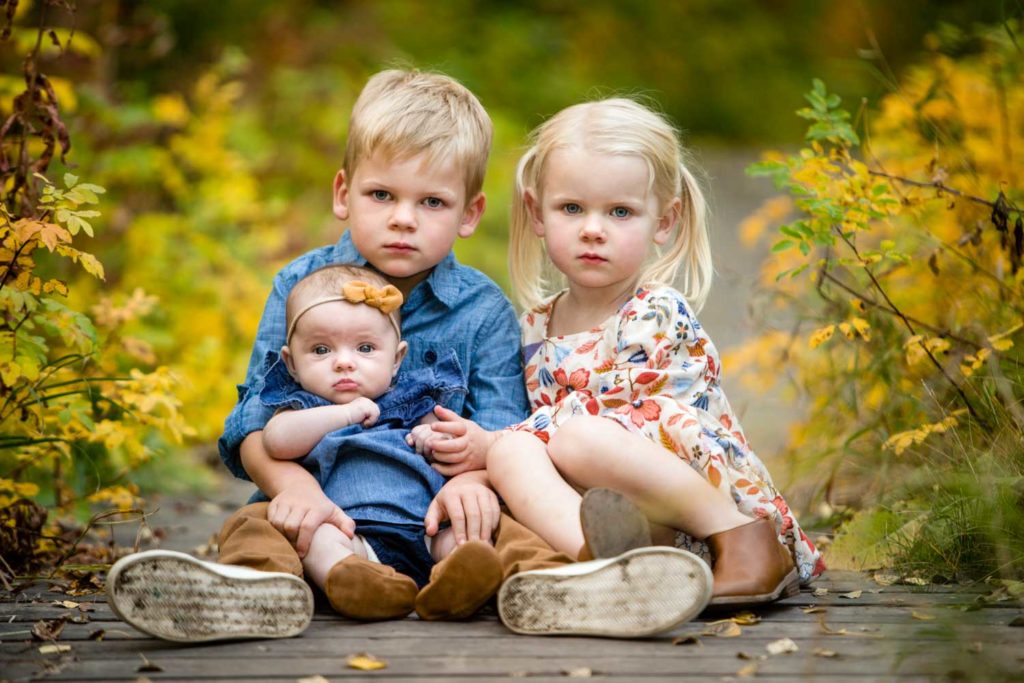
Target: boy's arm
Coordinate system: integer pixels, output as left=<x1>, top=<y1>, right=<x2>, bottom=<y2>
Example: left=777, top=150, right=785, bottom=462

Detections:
left=423, top=469, right=500, bottom=545
left=240, top=432, right=355, bottom=555
left=263, top=398, right=380, bottom=459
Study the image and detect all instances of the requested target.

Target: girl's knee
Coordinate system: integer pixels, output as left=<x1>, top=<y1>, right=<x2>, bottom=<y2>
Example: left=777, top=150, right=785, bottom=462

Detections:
left=486, top=431, right=546, bottom=483
left=548, top=416, right=614, bottom=465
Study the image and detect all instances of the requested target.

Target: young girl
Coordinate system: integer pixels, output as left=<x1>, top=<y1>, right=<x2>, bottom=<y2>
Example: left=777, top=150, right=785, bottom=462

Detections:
left=427, top=99, right=823, bottom=615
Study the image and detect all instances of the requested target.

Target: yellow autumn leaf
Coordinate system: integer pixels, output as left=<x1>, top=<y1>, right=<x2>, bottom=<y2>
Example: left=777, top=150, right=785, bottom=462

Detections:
left=809, top=324, right=835, bottom=349
left=347, top=653, right=387, bottom=671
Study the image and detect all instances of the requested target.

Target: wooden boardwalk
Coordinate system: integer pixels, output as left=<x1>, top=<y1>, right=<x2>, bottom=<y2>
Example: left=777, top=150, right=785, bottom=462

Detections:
left=2, top=478, right=1022, bottom=682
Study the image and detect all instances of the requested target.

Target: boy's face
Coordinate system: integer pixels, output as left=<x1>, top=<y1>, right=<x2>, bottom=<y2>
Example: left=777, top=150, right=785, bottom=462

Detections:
left=333, top=151, right=486, bottom=294
left=282, top=301, right=407, bottom=405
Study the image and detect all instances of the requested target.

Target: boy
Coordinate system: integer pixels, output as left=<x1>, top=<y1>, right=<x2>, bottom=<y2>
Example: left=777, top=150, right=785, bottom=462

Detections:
left=106, top=70, right=574, bottom=642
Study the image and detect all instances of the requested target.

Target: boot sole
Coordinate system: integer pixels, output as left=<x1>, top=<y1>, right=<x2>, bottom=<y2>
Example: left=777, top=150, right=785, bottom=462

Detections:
left=580, top=488, right=652, bottom=559
left=498, top=547, right=712, bottom=638
left=707, top=567, right=801, bottom=607
left=106, top=550, right=313, bottom=642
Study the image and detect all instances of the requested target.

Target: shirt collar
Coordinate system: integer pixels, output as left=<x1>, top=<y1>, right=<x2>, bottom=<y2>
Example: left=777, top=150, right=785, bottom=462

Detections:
left=335, top=232, right=459, bottom=309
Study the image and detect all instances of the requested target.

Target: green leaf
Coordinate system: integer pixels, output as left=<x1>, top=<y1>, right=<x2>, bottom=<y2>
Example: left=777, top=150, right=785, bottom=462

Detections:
left=771, top=239, right=794, bottom=253
left=64, top=173, right=79, bottom=188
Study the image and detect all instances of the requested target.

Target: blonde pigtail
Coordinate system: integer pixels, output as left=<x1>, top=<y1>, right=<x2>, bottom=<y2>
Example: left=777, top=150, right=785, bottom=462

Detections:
left=509, top=148, right=549, bottom=311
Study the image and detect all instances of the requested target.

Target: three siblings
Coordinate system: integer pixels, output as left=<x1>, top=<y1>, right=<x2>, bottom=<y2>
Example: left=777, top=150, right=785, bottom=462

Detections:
left=107, top=68, right=820, bottom=641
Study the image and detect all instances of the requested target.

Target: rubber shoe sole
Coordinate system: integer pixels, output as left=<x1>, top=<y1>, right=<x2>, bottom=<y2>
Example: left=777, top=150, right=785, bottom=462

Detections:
left=106, top=549, right=313, bottom=642
left=580, top=488, right=652, bottom=559
left=498, top=547, right=712, bottom=638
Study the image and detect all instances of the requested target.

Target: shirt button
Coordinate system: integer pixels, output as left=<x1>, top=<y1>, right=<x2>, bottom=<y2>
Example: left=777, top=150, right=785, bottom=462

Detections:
left=424, top=350, right=438, bottom=364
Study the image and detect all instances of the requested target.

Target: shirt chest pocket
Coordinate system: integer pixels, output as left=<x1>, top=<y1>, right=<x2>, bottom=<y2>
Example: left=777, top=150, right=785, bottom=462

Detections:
left=405, top=341, right=469, bottom=413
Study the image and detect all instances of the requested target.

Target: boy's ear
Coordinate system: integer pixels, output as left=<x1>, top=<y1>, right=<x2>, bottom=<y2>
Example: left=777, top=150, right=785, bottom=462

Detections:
left=332, top=169, right=351, bottom=221
left=457, top=192, right=486, bottom=239
left=524, top=189, right=544, bottom=237
left=281, top=345, right=298, bottom=377
left=654, top=197, right=682, bottom=246
left=393, top=340, right=409, bottom=375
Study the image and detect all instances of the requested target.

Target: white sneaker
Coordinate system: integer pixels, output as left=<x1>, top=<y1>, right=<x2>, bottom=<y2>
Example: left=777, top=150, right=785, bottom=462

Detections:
left=498, top=547, right=712, bottom=638
left=106, top=549, right=313, bottom=642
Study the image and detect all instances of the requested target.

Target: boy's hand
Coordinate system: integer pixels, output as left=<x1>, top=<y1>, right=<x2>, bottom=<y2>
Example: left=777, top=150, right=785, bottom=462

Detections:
left=424, top=470, right=499, bottom=545
left=267, top=483, right=355, bottom=557
left=346, top=397, right=380, bottom=428
left=422, top=406, right=498, bottom=476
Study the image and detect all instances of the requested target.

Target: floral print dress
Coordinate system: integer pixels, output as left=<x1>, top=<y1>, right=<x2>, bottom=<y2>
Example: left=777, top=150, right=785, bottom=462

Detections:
left=516, top=285, right=823, bottom=583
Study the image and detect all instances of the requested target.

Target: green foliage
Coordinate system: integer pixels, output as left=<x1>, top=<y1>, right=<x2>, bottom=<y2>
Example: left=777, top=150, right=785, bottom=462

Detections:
left=732, top=22, right=1024, bottom=580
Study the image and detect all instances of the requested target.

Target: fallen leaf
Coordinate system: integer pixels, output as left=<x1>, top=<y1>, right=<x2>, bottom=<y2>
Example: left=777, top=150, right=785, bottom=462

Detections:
left=702, top=621, right=742, bottom=637
left=813, top=587, right=829, bottom=597
left=736, top=652, right=756, bottom=660
left=52, top=600, right=79, bottom=609
left=813, top=648, right=839, bottom=658
left=297, top=677, right=330, bottom=683
left=38, top=644, right=71, bottom=655
left=839, top=590, right=863, bottom=599
left=967, top=642, right=983, bottom=654
left=729, top=612, right=762, bottom=625
left=564, top=667, right=592, bottom=677
left=1009, top=617, right=1024, bottom=627
left=801, top=605, right=827, bottom=614
left=816, top=613, right=883, bottom=639
left=87, top=629, right=105, bottom=641
left=872, top=572, right=899, bottom=586
left=766, top=637, right=799, bottom=655
left=672, top=634, right=702, bottom=645
left=347, top=653, right=387, bottom=671
left=911, top=611, right=936, bottom=621
left=902, top=576, right=928, bottom=586
left=32, top=618, right=66, bottom=641
left=737, top=662, right=758, bottom=678
left=136, top=654, right=163, bottom=673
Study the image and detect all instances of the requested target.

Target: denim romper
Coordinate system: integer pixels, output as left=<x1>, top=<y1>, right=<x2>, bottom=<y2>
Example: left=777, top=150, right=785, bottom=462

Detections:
left=256, top=350, right=467, bottom=586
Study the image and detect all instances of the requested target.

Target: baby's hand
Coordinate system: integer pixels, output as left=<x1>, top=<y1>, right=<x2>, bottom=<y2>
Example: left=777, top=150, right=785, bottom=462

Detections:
left=406, top=423, right=452, bottom=459
left=346, top=397, right=380, bottom=428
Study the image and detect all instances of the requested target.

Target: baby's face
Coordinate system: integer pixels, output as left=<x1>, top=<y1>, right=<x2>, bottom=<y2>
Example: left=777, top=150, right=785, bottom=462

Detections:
left=283, top=300, right=405, bottom=404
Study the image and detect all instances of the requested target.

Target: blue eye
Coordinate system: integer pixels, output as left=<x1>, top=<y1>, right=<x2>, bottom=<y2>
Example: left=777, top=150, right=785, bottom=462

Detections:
left=313, top=344, right=330, bottom=355
left=564, top=203, right=582, bottom=215
left=357, top=343, right=375, bottom=353
left=423, top=197, right=444, bottom=209
left=611, top=206, right=632, bottom=218
left=371, top=190, right=391, bottom=201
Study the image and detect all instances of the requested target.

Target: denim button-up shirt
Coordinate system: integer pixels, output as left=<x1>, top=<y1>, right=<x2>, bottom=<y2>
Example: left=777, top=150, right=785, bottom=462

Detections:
left=253, top=350, right=467, bottom=526
left=218, top=231, right=529, bottom=485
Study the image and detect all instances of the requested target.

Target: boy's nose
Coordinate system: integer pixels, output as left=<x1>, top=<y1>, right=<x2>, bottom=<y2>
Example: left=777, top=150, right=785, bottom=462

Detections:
left=389, top=201, right=417, bottom=230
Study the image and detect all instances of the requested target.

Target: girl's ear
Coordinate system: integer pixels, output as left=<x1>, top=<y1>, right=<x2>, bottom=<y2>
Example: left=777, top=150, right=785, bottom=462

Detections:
left=654, top=197, right=682, bottom=246
left=332, top=169, right=351, bottom=221
left=393, top=340, right=409, bottom=376
left=281, top=345, right=298, bottom=377
left=524, top=189, right=545, bottom=237
left=458, top=192, right=486, bottom=238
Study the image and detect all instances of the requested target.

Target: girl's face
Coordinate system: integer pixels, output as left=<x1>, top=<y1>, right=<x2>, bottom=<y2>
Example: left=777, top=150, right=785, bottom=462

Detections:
left=529, top=147, right=678, bottom=299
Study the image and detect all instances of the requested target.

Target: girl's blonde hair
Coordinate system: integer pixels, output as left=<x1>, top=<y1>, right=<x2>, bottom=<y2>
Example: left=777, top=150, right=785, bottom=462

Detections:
left=509, top=98, right=712, bottom=312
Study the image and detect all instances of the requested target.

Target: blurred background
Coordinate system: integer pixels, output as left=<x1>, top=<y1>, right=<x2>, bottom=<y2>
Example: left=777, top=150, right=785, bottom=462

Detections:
left=0, top=0, right=1014, bottom=523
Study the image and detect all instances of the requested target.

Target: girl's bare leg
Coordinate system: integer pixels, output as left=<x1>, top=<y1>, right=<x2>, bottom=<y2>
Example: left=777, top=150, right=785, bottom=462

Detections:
left=547, top=416, right=752, bottom=539
left=486, top=431, right=586, bottom=556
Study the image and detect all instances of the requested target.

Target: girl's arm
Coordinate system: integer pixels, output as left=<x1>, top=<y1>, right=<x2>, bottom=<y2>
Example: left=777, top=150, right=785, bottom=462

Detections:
left=262, top=397, right=380, bottom=459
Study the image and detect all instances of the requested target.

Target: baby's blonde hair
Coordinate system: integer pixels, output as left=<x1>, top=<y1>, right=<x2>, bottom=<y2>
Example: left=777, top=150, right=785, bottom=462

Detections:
left=344, top=69, right=493, bottom=198
left=286, top=264, right=401, bottom=339
left=509, top=98, right=712, bottom=312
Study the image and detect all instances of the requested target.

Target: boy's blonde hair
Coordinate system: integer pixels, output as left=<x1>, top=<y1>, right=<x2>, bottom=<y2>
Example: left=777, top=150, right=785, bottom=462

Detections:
left=509, top=98, right=712, bottom=312
left=343, top=69, right=493, bottom=198
left=286, top=264, right=401, bottom=340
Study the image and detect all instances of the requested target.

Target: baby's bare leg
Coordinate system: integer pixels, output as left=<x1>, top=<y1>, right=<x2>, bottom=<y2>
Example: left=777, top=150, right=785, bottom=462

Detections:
left=429, top=527, right=458, bottom=562
left=547, top=416, right=751, bottom=539
left=301, top=524, right=368, bottom=589
left=487, top=431, right=586, bottom=557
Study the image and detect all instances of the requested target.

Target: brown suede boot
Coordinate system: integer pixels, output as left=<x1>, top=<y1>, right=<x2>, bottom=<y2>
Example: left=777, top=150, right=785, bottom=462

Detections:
left=579, top=488, right=652, bottom=560
left=414, top=541, right=502, bottom=620
left=324, top=555, right=417, bottom=620
left=707, top=518, right=800, bottom=607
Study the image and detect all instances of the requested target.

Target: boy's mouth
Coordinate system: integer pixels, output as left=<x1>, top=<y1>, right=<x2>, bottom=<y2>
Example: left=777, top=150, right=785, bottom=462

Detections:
left=383, top=242, right=416, bottom=252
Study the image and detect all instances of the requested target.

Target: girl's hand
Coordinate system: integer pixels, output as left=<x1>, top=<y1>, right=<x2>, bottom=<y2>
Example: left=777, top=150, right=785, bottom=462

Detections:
left=424, top=406, right=498, bottom=476
left=406, top=422, right=452, bottom=458
left=346, top=397, right=380, bottom=428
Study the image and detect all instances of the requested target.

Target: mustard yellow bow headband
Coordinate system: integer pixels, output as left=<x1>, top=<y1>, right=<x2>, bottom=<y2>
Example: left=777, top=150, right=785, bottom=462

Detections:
left=286, top=281, right=403, bottom=344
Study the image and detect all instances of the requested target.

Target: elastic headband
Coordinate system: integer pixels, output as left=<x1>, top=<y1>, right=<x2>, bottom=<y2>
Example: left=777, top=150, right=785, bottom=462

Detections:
left=286, top=281, right=403, bottom=344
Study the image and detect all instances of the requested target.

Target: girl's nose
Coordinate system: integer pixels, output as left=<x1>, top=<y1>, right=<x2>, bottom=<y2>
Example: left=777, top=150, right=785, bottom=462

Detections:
left=334, top=351, right=356, bottom=370
left=389, top=201, right=417, bottom=230
left=579, top=215, right=606, bottom=241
